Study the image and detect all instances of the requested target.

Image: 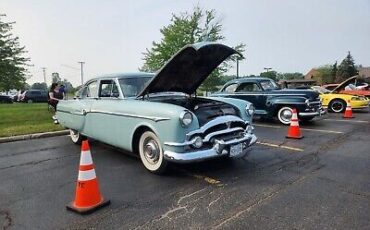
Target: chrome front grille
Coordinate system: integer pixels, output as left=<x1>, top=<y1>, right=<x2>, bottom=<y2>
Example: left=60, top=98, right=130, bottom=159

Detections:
left=186, top=115, right=247, bottom=143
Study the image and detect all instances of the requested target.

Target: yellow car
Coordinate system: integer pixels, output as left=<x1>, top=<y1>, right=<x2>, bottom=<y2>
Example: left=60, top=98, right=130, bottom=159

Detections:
left=312, top=86, right=369, bottom=113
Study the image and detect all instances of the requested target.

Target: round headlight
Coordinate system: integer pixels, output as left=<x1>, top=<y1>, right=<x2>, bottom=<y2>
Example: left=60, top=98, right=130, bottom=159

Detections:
left=179, top=111, right=193, bottom=127
left=246, top=104, right=255, bottom=116
left=191, top=136, right=203, bottom=148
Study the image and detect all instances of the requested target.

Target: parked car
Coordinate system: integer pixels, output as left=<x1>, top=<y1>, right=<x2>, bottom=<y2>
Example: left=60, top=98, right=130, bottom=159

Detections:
left=312, top=86, right=369, bottom=113
left=212, top=77, right=325, bottom=124
left=322, top=76, right=370, bottom=98
left=19, top=90, right=48, bottom=103
left=56, top=42, right=258, bottom=174
left=0, top=95, right=13, bottom=103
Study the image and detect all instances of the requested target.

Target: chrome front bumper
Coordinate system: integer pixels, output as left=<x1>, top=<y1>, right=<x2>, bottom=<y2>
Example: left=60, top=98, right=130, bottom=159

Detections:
left=163, top=132, right=257, bottom=163
left=299, top=107, right=326, bottom=117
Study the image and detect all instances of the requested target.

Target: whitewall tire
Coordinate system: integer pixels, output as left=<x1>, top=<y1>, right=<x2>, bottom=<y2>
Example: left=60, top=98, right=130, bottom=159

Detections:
left=139, top=131, right=168, bottom=174
left=277, top=106, right=294, bottom=125
left=69, top=129, right=86, bottom=144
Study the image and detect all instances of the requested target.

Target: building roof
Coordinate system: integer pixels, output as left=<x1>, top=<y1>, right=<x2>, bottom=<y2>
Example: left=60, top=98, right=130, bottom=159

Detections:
left=359, top=67, right=370, bottom=78
left=304, top=68, right=320, bottom=80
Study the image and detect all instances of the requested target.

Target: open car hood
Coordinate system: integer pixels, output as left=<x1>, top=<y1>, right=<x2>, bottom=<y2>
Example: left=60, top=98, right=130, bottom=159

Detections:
left=137, top=42, right=240, bottom=97
left=331, top=76, right=359, bottom=92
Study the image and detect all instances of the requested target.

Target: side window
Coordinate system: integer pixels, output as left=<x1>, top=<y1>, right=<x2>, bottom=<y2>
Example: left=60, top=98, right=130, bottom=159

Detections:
left=223, top=83, right=238, bottom=93
left=236, top=83, right=261, bottom=92
left=99, top=80, right=120, bottom=98
left=81, top=81, right=98, bottom=99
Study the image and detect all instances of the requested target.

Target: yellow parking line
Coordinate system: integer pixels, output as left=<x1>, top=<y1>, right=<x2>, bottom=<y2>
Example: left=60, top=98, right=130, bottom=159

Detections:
left=254, top=124, right=343, bottom=134
left=174, top=167, right=222, bottom=186
left=256, top=141, right=304, bottom=152
left=324, top=118, right=369, bottom=123
left=193, top=174, right=222, bottom=186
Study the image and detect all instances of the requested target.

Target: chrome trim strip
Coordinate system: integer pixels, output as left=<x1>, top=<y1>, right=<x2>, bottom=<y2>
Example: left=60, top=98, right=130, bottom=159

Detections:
left=58, top=109, right=170, bottom=122
left=217, top=93, right=309, bottom=96
left=299, top=108, right=326, bottom=117
left=164, top=139, right=196, bottom=147
left=58, top=110, right=84, bottom=116
left=89, top=110, right=170, bottom=122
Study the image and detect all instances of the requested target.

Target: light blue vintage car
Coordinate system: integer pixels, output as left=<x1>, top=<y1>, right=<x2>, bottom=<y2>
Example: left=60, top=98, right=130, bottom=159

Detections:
left=56, top=42, right=257, bottom=173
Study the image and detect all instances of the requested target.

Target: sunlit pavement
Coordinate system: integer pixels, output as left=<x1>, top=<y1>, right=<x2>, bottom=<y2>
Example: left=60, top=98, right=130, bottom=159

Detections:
left=0, top=109, right=369, bottom=229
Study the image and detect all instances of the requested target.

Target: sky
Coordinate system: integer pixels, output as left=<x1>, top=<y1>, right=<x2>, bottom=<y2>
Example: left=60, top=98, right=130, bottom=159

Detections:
left=1, top=0, right=370, bottom=87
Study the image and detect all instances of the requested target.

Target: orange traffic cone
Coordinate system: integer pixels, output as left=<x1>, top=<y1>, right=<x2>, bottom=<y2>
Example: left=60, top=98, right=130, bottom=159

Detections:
left=343, top=100, right=354, bottom=119
left=286, top=108, right=303, bottom=139
left=66, top=140, right=110, bottom=214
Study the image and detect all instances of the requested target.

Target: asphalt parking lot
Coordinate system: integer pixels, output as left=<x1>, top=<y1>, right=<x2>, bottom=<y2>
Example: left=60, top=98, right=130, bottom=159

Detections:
left=1, top=110, right=369, bottom=229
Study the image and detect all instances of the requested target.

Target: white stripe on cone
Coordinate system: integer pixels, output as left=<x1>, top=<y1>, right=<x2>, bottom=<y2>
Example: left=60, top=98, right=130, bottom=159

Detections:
left=290, top=120, right=299, bottom=126
left=80, top=150, right=93, bottom=166
left=291, top=111, right=298, bottom=120
left=78, top=169, right=96, bottom=181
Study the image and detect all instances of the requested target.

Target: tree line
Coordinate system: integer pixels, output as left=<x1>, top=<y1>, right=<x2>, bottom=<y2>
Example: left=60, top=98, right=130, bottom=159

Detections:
left=1, top=8, right=365, bottom=94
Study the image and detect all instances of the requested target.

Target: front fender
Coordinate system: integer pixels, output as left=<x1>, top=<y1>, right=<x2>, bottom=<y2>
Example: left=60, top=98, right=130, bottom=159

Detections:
left=267, top=96, right=308, bottom=115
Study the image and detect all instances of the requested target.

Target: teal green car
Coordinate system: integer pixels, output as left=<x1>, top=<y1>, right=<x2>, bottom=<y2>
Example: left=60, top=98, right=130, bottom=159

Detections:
left=56, top=42, right=257, bottom=174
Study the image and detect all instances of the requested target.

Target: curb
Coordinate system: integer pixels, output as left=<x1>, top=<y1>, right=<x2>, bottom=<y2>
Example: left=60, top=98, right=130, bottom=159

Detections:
left=0, top=130, right=70, bottom=144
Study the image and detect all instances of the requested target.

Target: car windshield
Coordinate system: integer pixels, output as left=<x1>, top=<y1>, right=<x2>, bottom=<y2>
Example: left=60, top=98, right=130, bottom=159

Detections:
left=345, top=84, right=357, bottom=90
left=312, top=86, right=330, bottom=94
left=260, top=80, right=279, bottom=90
left=118, top=77, right=152, bottom=97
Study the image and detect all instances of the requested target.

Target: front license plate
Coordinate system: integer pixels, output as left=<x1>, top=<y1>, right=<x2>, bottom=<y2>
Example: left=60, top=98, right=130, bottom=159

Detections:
left=230, top=143, right=243, bottom=157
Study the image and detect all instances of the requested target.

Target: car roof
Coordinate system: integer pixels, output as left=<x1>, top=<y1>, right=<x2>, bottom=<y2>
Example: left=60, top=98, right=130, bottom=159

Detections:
left=88, top=72, right=155, bottom=82
left=225, top=77, right=273, bottom=84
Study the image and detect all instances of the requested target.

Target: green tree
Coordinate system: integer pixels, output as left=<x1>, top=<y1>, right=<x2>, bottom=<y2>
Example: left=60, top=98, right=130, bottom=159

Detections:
left=331, top=61, right=337, bottom=82
left=51, top=72, right=61, bottom=84
left=140, top=7, right=245, bottom=92
left=277, top=72, right=304, bottom=80
left=336, top=51, right=358, bottom=83
left=60, top=78, right=74, bottom=93
left=31, top=82, right=47, bottom=91
left=260, top=71, right=278, bottom=81
left=0, top=14, right=30, bottom=91
left=314, top=65, right=333, bottom=84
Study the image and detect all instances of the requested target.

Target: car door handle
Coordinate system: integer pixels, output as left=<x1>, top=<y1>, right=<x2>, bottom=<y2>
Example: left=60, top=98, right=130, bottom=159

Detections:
left=82, top=109, right=87, bottom=115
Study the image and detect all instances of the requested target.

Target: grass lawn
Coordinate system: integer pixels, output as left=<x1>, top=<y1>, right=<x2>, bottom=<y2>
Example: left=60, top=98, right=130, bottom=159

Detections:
left=0, top=103, right=64, bottom=137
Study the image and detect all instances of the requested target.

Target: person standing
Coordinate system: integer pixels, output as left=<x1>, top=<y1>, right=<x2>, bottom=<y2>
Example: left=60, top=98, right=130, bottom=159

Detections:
left=59, top=84, right=66, bottom=99
left=49, top=83, right=63, bottom=123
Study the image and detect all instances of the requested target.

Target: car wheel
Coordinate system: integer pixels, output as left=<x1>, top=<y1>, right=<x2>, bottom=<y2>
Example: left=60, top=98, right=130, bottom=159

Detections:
left=70, top=129, right=86, bottom=144
left=329, top=99, right=346, bottom=113
left=139, top=131, right=168, bottom=174
left=277, top=106, right=294, bottom=125
left=27, top=99, right=33, bottom=103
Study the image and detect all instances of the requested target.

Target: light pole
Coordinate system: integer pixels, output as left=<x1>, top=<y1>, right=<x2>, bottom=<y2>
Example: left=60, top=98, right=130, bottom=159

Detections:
left=78, top=61, right=85, bottom=85
left=42, top=67, right=46, bottom=84
left=236, top=59, right=239, bottom=78
left=264, top=67, right=272, bottom=73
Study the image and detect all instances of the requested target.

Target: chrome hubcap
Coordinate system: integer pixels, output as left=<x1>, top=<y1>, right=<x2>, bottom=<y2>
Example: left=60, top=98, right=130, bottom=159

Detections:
left=281, top=109, right=293, bottom=122
left=144, top=140, right=160, bottom=165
